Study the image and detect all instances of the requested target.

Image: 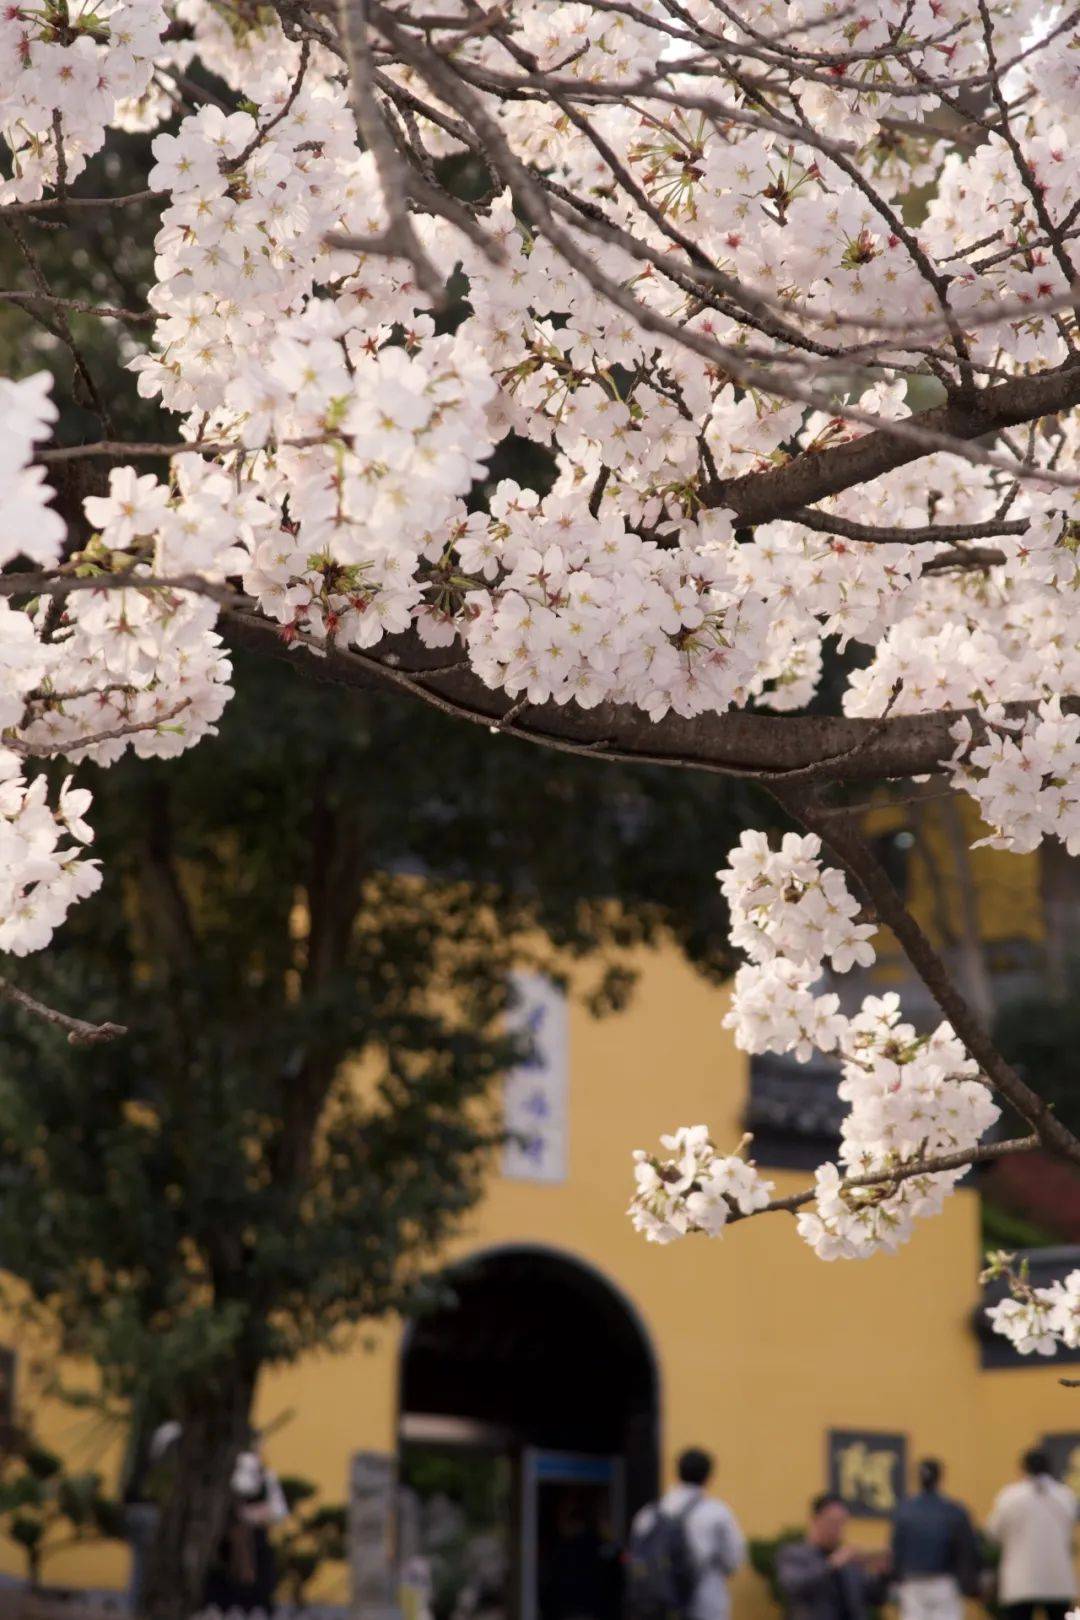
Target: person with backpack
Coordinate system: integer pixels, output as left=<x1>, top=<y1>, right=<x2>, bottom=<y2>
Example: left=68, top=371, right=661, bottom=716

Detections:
left=626, top=1447, right=745, bottom=1620
left=891, top=1459, right=982, bottom=1620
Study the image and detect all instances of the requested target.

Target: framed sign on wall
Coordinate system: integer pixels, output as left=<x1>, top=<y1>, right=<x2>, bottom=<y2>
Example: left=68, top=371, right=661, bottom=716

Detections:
left=827, top=1430, right=907, bottom=1518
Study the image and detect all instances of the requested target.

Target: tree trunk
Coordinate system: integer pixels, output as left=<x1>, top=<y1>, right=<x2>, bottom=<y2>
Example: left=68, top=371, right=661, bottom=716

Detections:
left=139, top=1368, right=256, bottom=1620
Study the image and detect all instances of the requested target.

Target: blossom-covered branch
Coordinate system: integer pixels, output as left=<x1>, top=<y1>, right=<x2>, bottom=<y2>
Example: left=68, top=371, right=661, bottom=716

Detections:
left=630, top=1128, right=1039, bottom=1245
left=981, top=1251, right=1080, bottom=1360
left=2, top=0, right=1080, bottom=1358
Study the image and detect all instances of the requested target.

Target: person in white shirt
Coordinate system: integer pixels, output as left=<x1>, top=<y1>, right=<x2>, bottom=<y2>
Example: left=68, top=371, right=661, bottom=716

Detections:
left=629, top=1447, right=746, bottom=1620
left=987, top=1448, right=1078, bottom=1620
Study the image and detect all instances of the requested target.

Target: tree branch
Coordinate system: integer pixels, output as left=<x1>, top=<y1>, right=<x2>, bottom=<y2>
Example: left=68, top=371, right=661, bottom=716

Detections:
left=715, top=360, right=1080, bottom=524
left=11, top=699, right=193, bottom=758
left=222, top=605, right=1076, bottom=787
left=784, top=796, right=1080, bottom=1167
left=727, top=1133, right=1041, bottom=1225
left=0, top=978, right=126, bottom=1045
left=786, top=509, right=1030, bottom=547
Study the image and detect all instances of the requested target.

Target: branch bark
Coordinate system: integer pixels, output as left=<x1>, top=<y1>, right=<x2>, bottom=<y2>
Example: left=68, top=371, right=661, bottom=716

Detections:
left=0, top=978, right=126, bottom=1045
left=784, top=796, right=1080, bottom=1168
left=727, top=1132, right=1041, bottom=1225
left=222, top=606, right=1072, bottom=787
left=714, top=359, right=1080, bottom=524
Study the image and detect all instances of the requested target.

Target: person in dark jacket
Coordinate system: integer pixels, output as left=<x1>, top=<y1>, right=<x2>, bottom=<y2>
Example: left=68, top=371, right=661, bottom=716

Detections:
left=892, top=1459, right=981, bottom=1620
left=777, top=1495, right=889, bottom=1620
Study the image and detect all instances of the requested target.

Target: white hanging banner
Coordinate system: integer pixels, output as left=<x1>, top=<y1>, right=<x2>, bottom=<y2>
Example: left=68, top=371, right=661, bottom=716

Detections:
left=501, top=973, right=569, bottom=1184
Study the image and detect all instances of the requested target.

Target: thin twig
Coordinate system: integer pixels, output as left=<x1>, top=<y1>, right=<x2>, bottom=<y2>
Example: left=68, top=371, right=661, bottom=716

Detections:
left=727, top=1133, right=1041, bottom=1225
left=12, top=699, right=193, bottom=759
left=0, top=290, right=153, bottom=325
left=0, top=189, right=158, bottom=218
left=228, top=37, right=312, bottom=170
left=0, top=978, right=126, bottom=1046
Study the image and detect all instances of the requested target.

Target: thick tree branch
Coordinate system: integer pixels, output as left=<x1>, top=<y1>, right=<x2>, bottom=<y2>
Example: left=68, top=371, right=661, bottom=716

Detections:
left=0, top=571, right=243, bottom=605
left=221, top=605, right=1075, bottom=785
left=715, top=360, right=1080, bottom=523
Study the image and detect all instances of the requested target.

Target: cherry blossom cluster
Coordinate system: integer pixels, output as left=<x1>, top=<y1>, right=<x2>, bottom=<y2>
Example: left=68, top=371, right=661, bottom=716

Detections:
left=982, top=1254, right=1080, bottom=1358
left=77, top=0, right=1080, bottom=757
left=0, top=372, right=66, bottom=570
left=0, top=563, right=102, bottom=952
left=629, top=1127, right=773, bottom=1244
left=948, top=700, right=1080, bottom=856
left=718, top=830, right=876, bottom=977
left=796, top=999, right=999, bottom=1261
left=0, top=2, right=167, bottom=203
left=0, top=754, right=100, bottom=957
left=634, top=833, right=999, bottom=1260
left=3, top=1, right=1080, bottom=780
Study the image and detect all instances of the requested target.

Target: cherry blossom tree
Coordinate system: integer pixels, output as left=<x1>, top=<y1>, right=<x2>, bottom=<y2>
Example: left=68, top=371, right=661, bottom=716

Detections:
left=5, top=0, right=1080, bottom=1507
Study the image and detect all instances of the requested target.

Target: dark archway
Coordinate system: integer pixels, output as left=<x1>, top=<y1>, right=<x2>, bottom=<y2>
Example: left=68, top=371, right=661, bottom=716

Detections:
left=398, top=1245, right=660, bottom=1620
left=401, top=1244, right=659, bottom=1508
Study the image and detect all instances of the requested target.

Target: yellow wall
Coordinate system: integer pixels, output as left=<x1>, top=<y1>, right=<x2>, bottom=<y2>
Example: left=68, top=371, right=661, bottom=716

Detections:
left=258, top=945, right=1073, bottom=1610
left=2, top=934, right=1073, bottom=1609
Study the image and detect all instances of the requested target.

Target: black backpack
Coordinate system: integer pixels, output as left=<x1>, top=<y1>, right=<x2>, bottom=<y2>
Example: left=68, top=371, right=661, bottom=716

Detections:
left=625, top=1498, right=701, bottom=1620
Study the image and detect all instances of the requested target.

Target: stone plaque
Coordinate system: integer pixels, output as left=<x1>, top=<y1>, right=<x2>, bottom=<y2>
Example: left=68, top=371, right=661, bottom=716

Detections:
left=349, top=1449, right=398, bottom=1617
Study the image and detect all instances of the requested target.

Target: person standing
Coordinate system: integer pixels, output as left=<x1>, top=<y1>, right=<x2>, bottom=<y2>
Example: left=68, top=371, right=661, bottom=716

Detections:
left=203, top=1431, right=290, bottom=1614
left=627, top=1447, right=745, bottom=1620
left=988, top=1448, right=1078, bottom=1620
left=891, top=1459, right=980, bottom=1620
left=777, top=1494, right=890, bottom=1620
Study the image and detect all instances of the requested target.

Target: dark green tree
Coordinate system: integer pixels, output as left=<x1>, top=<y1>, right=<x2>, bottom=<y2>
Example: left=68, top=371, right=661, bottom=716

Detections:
left=0, top=1431, right=125, bottom=1588
left=0, top=652, right=758, bottom=1618
left=0, top=71, right=764, bottom=1616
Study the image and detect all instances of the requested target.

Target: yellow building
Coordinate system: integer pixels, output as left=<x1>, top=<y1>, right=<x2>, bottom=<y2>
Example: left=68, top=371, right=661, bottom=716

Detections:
left=10, top=944, right=1080, bottom=1615
left=5, top=812, right=1079, bottom=1615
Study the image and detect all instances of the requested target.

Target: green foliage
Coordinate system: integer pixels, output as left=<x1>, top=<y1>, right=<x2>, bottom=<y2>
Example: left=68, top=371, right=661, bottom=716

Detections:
left=0, top=650, right=761, bottom=1455
left=0, top=1430, right=123, bottom=1585
left=399, top=1448, right=512, bottom=1620
left=981, top=1198, right=1057, bottom=1254
left=273, top=1477, right=348, bottom=1605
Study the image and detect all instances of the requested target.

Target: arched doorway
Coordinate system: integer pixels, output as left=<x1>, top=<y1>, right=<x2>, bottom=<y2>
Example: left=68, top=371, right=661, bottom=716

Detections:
left=397, top=1245, right=659, bottom=1620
